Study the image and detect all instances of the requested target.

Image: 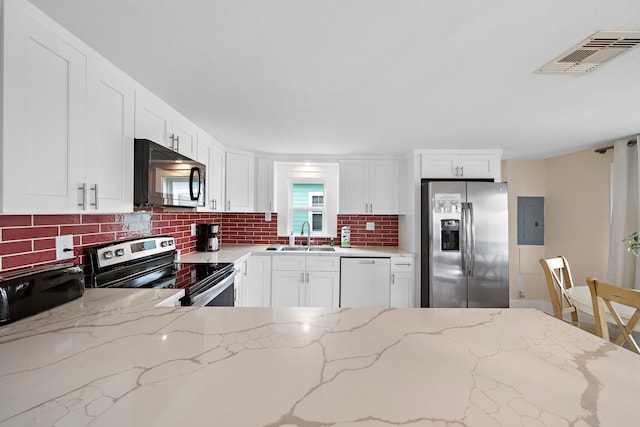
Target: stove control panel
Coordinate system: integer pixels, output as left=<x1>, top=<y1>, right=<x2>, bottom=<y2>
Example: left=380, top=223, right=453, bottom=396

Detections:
left=95, top=236, right=175, bottom=268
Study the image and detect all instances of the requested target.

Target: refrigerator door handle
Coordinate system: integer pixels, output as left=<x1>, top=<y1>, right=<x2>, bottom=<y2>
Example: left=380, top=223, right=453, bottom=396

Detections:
left=468, top=202, right=476, bottom=277
left=460, top=202, right=468, bottom=276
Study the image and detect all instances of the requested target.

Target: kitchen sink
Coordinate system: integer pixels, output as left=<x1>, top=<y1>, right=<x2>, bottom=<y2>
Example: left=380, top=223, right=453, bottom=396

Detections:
left=280, top=246, right=335, bottom=252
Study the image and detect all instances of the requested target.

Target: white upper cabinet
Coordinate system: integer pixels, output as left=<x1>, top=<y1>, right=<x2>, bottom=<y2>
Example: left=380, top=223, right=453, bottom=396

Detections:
left=225, top=151, right=255, bottom=212
left=85, top=58, right=135, bottom=213
left=420, top=151, right=501, bottom=181
left=256, top=158, right=275, bottom=213
left=2, top=0, right=136, bottom=213
left=2, top=0, right=86, bottom=213
left=134, top=87, right=197, bottom=158
left=339, top=159, right=400, bottom=214
left=197, top=133, right=225, bottom=212
left=3, top=15, right=85, bottom=212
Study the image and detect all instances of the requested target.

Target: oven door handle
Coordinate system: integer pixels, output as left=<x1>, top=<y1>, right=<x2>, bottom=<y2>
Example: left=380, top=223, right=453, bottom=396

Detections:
left=189, top=271, right=236, bottom=307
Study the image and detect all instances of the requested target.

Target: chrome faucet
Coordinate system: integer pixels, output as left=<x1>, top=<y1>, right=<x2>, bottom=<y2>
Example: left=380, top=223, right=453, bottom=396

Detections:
left=300, top=221, right=311, bottom=247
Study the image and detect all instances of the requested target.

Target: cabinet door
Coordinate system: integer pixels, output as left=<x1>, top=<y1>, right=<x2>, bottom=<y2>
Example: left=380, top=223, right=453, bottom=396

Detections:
left=234, top=261, right=246, bottom=307
left=390, top=272, right=411, bottom=308
left=196, top=136, right=214, bottom=211
left=245, top=255, right=272, bottom=307
left=420, top=154, right=457, bottom=178
left=86, top=59, right=135, bottom=212
left=271, top=270, right=304, bottom=307
left=210, top=146, right=225, bottom=212
left=225, top=152, right=255, bottom=212
left=339, top=160, right=368, bottom=214
left=256, top=158, right=274, bottom=213
left=134, top=88, right=172, bottom=147
left=173, top=116, right=197, bottom=159
left=458, top=154, right=499, bottom=179
left=3, top=2, right=86, bottom=213
left=369, top=160, right=400, bottom=214
left=306, top=271, right=340, bottom=308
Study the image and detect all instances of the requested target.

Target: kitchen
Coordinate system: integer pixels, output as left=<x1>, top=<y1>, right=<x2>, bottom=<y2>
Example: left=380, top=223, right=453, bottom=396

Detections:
left=2, top=0, right=640, bottom=425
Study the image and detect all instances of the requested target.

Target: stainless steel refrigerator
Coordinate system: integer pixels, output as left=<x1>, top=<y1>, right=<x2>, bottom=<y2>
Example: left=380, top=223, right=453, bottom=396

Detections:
left=421, top=180, right=509, bottom=308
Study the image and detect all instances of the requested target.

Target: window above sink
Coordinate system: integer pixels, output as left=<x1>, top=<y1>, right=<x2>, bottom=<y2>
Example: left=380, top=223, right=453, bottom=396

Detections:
left=274, top=162, right=339, bottom=239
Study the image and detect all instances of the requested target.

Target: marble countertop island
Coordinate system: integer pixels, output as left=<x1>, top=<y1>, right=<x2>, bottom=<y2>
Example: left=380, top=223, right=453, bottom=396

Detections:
left=1, top=289, right=640, bottom=426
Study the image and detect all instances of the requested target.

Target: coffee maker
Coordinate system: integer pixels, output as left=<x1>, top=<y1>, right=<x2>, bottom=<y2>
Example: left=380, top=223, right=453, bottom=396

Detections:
left=196, top=223, right=219, bottom=252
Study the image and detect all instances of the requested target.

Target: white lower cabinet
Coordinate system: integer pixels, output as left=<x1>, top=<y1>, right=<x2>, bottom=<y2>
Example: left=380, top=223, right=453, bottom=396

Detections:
left=233, top=260, right=246, bottom=307
left=244, top=255, right=272, bottom=307
left=271, top=255, right=340, bottom=308
left=390, top=257, right=415, bottom=308
left=234, top=255, right=272, bottom=307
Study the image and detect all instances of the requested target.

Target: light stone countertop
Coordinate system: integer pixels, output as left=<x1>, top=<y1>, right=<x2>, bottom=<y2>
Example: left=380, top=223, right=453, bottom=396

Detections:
left=1, top=289, right=640, bottom=426
left=179, top=244, right=415, bottom=264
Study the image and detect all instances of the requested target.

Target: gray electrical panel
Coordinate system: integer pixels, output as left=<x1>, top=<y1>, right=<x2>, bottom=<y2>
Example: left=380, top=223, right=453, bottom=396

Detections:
left=517, top=197, right=544, bottom=245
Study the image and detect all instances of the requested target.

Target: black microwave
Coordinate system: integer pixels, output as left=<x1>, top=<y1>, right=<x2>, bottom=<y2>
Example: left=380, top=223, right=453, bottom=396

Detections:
left=134, top=139, right=206, bottom=208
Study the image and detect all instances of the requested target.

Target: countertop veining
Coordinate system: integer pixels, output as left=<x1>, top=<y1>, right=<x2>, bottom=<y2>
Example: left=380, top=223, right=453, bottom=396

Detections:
left=1, top=288, right=640, bottom=426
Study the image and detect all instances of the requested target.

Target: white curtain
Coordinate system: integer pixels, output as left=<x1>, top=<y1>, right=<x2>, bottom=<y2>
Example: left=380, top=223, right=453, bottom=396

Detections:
left=607, top=137, right=640, bottom=289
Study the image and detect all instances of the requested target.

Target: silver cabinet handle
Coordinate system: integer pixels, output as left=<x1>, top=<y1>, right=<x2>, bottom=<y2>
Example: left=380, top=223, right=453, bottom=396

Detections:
left=460, top=166, right=464, bottom=177
left=391, top=273, right=395, bottom=285
left=305, top=272, right=309, bottom=283
left=77, top=183, right=87, bottom=210
left=90, top=184, right=99, bottom=210
left=169, top=133, right=180, bottom=151
left=300, top=273, right=305, bottom=284
left=227, top=200, right=231, bottom=211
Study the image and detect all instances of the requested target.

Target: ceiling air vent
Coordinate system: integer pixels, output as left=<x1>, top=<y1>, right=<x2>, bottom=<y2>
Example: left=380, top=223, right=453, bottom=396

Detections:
left=536, top=30, right=640, bottom=74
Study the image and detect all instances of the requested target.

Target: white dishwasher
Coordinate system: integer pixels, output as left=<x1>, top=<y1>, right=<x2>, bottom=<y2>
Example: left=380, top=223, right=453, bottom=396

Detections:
left=340, top=257, right=391, bottom=308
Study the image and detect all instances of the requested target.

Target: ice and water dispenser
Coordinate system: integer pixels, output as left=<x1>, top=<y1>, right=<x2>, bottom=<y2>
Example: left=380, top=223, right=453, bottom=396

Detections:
left=440, top=219, right=460, bottom=251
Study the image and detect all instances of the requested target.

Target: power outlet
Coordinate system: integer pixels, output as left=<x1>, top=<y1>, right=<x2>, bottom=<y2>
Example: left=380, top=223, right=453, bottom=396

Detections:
left=191, top=223, right=196, bottom=236
left=366, top=222, right=375, bottom=231
left=55, top=235, right=74, bottom=260
left=518, top=290, right=526, bottom=299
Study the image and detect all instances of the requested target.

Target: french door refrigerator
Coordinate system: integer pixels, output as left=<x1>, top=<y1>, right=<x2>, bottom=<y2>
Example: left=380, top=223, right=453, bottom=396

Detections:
left=421, top=180, right=509, bottom=308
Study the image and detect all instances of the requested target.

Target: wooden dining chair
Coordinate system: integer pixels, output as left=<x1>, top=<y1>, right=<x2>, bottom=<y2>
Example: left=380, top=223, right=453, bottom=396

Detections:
left=586, top=277, right=640, bottom=354
left=539, top=256, right=581, bottom=323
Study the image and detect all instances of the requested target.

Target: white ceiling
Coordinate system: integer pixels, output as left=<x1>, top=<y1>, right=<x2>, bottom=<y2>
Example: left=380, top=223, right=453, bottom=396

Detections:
left=26, top=0, right=640, bottom=159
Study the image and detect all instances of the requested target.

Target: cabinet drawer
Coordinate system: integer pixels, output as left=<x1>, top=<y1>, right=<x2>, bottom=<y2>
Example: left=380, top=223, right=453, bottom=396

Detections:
left=391, top=257, right=415, bottom=272
left=271, top=255, right=306, bottom=271
left=306, top=256, right=340, bottom=272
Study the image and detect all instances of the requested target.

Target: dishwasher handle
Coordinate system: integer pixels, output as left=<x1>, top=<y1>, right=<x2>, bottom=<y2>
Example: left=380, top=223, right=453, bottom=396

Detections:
left=341, top=257, right=390, bottom=265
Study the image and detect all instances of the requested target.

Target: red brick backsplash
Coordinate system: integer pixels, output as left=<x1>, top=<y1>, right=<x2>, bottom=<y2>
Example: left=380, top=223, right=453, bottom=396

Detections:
left=0, top=210, right=398, bottom=272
